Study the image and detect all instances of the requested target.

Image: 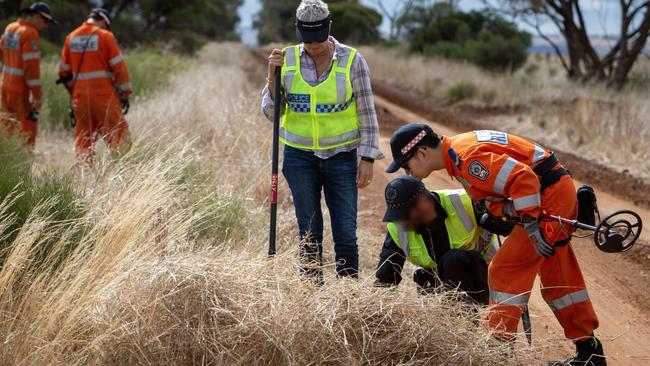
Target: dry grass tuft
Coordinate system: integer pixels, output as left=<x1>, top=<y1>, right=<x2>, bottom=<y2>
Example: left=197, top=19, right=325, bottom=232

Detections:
left=0, top=43, right=540, bottom=365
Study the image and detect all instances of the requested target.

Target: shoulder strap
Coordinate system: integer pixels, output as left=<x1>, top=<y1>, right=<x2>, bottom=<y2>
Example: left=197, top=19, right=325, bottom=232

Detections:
left=71, top=29, right=100, bottom=88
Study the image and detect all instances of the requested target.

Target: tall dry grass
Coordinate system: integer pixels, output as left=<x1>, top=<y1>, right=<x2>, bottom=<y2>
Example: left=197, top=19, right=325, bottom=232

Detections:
left=0, top=43, right=539, bottom=365
left=362, top=46, right=650, bottom=179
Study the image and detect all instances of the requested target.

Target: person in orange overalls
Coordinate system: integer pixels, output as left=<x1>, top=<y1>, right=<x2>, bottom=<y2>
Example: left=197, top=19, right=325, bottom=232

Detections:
left=58, top=8, right=132, bottom=162
left=0, top=2, right=56, bottom=146
left=385, top=124, right=606, bottom=366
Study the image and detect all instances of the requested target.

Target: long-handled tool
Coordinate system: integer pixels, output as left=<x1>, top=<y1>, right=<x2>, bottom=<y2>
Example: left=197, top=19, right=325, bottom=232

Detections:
left=522, top=306, right=532, bottom=345
left=539, top=210, right=642, bottom=253
left=268, top=66, right=282, bottom=257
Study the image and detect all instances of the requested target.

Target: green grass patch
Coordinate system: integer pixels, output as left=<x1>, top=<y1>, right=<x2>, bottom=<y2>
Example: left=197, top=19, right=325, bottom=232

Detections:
left=446, top=82, right=478, bottom=103
left=40, top=47, right=189, bottom=131
left=177, top=159, right=249, bottom=243
left=0, top=134, right=86, bottom=266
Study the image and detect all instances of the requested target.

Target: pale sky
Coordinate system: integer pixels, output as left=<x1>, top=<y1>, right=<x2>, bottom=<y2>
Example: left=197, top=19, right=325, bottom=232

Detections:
left=237, top=0, right=625, bottom=46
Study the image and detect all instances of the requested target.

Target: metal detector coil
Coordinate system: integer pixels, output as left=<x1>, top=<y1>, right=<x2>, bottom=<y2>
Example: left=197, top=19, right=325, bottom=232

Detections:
left=593, top=210, right=642, bottom=253
left=536, top=209, right=642, bottom=254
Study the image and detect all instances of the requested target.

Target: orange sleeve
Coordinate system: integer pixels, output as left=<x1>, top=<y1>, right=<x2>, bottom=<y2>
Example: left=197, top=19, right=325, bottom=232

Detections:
left=105, top=32, right=131, bottom=96
left=58, top=35, right=72, bottom=78
left=22, top=30, right=41, bottom=100
left=460, top=150, right=542, bottom=219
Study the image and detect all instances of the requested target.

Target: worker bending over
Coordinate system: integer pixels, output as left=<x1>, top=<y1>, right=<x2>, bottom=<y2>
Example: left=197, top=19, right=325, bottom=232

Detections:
left=376, top=175, right=509, bottom=305
left=58, top=8, right=132, bottom=162
left=0, top=2, right=56, bottom=146
left=386, top=123, right=605, bottom=366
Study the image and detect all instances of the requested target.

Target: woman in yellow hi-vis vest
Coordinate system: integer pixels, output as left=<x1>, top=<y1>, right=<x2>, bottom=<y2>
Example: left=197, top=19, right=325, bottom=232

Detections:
left=261, top=0, right=382, bottom=281
left=375, top=175, right=513, bottom=304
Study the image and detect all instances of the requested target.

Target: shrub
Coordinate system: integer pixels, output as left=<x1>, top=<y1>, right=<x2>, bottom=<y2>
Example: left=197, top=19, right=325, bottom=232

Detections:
left=481, top=90, right=497, bottom=104
left=329, top=2, right=383, bottom=44
left=446, top=82, right=478, bottom=103
left=402, top=3, right=531, bottom=71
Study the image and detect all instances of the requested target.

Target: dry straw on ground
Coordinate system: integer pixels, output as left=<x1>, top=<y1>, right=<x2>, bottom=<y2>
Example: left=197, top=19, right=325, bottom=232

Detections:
left=0, top=43, right=539, bottom=365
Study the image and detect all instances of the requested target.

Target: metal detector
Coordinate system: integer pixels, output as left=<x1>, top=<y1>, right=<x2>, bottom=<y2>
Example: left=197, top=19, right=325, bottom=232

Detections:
left=539, top=210, right=643, bottom=253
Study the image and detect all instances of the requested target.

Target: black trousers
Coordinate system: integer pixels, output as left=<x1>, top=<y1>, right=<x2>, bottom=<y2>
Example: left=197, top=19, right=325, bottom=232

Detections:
left=417, top=249, right=489, bottom=305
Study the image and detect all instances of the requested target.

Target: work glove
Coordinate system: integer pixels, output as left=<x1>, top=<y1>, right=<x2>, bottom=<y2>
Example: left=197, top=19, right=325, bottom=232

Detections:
left=479, top=212, right=515, bottom=237
left=524, top=220, right=555, bottom=258
left=502, top=200, right=516, bottom=218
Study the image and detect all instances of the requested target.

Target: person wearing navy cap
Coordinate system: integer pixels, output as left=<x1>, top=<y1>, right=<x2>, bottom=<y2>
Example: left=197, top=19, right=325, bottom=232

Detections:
left=375, top=175, right=511, bottom=304
left=385, top=123, right=606, bottom=365
left=0, top=2, right=56, bottom=146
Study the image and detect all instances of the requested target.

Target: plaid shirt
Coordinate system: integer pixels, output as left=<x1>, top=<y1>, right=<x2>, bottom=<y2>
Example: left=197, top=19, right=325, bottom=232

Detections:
left=261, top=37, right=383, bottom=160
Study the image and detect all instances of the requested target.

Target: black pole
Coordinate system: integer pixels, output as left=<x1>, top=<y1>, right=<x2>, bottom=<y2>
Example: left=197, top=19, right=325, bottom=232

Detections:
left=269, top=66, right=282, bottom=257
left=522, top=306, right=532, bottom=345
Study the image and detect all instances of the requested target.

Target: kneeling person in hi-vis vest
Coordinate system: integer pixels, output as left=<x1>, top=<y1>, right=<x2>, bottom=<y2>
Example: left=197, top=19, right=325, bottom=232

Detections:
left=376, top=175, right=510, bottom=305
left=262, top=0, right=382, bottom=281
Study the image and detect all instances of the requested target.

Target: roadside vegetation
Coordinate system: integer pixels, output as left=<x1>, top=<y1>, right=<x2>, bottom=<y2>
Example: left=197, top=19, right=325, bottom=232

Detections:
left=363, top=45, right=650, bottom=179
left=399, top=2, right=531, bottom=71
left=39, top=48, right=188, bottom=131
left=1, top=0, right=242, bottom=55
left=0, top=43, right=539, bottom=365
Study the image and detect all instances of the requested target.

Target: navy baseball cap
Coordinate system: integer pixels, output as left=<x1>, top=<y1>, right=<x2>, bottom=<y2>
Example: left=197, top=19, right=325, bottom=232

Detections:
left=383, top=175, right=427, bottom=222
left=386, top=123, right=441, bottom=173
left=296, top=15, right=331, bottom=43
left=22, top=2, right=57, bottom=24
left=90, top=8, right=112, bottom=28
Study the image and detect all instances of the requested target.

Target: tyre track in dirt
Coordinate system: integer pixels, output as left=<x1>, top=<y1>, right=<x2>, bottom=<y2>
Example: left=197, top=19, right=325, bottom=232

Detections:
left=250, top=48, right=650, bottom=365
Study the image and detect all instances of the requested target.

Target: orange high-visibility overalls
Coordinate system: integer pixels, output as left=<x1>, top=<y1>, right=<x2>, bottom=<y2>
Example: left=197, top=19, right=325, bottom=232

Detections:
left=0, top=19, right=42, bottom=146
left=59, top=22, right=132, bottom=160
left=441, top=131, right=599, bottom=341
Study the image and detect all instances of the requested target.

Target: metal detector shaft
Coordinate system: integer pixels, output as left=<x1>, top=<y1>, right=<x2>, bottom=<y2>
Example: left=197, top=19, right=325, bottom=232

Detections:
left=268, top=67, right=282, bottom=257
left=542, top=214, right=598, bottom=232
left=522, top=306, right=532, bottom=345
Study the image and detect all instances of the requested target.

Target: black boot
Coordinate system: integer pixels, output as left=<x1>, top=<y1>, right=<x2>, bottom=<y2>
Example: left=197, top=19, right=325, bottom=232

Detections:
left=550, top=335, right=606, bottom=366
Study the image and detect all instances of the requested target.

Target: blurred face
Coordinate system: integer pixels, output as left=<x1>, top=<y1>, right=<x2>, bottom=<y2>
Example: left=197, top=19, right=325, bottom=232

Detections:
left=29, top=14, right=49, bottom=30
left=403, top=148, right=433, bottom=179
left=401, top=194, right=437, bottom=230
left=303, top=39, right=330, bottom=56
left=403, top=146, right=446, bottom=179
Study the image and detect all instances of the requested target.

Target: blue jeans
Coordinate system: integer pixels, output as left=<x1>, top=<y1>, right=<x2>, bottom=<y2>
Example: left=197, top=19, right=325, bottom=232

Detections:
left=282, top=146, right=359, bottom=277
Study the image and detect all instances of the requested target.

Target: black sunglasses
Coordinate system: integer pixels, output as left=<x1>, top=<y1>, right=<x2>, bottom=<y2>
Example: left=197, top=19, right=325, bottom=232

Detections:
left=402, top=147, right=425, bottom=172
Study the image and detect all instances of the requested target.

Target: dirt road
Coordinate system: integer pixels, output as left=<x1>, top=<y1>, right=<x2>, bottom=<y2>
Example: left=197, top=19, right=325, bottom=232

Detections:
left=365, top=95, right=650, bottom=365
left=249, top=48, right=650, bottom=364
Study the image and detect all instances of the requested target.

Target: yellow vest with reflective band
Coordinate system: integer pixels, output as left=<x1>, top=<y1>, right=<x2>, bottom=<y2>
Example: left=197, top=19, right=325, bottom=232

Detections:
left=280, top=45, right=360, bottom=150
left=387, top=189, right=497, bottom=270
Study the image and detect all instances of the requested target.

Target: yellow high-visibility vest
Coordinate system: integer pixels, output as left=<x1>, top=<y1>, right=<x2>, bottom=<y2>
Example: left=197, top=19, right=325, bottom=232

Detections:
left=280, top=44, right=360, bottom=150
left=387, top=189, right=498, bottom=270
